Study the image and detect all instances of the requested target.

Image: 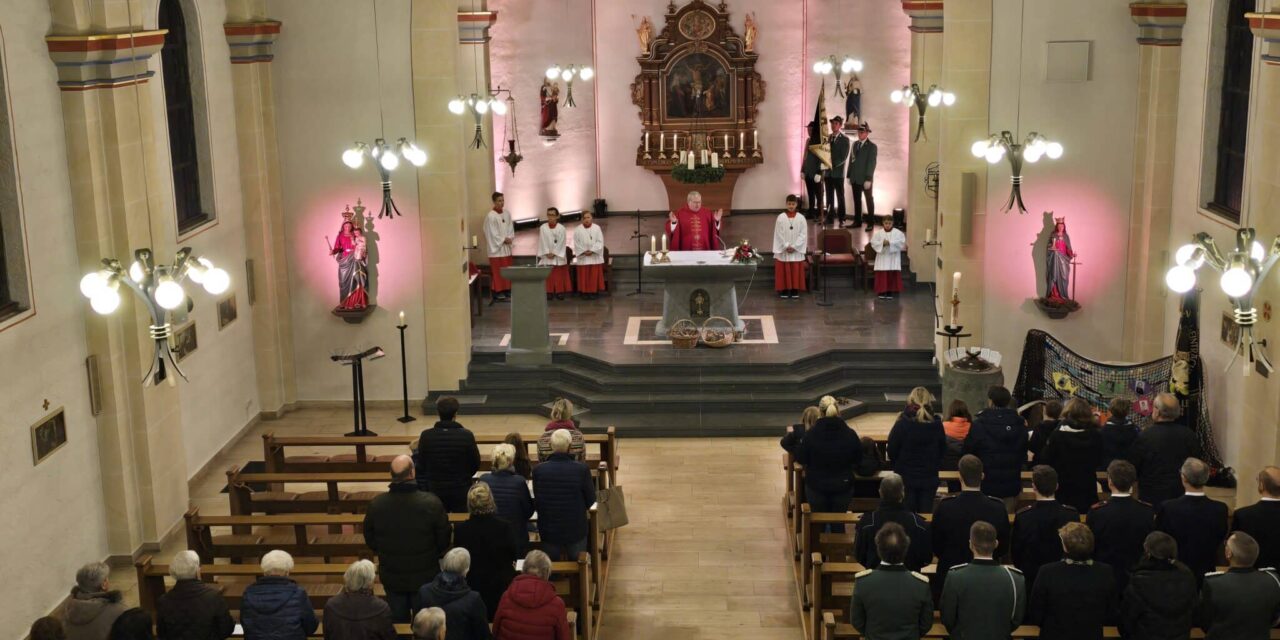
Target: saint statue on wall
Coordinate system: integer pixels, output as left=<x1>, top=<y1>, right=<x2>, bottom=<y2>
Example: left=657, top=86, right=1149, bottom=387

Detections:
left=1044, top=216, right=1075, bottom=302
left=540, top=79, right=560, bottom=137
left=743, top=12, right=757, bottom=52
left=331, top=203, right=370, bottom=311
left=637, top=16, right=654, bottom=54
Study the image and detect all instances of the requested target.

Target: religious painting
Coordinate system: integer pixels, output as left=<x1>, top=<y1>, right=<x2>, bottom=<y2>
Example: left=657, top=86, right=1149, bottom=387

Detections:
left=31, top=409, right=67, bottom=466
left=172, top=321, right=198, bottom=362
left=678, top=9, right=716, bottom=40
left=217, top=295, right=237, bottom=330
left=665, top=53, right=732, bottom=120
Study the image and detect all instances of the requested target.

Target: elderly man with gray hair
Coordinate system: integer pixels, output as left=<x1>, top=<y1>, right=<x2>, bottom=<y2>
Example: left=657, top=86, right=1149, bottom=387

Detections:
left=322, top=559, right=395, bottom=640
left=493, top=550, right=572, bottom=640
left=1156, top=457, right=1229, bottom=586
left=1131, top=392, right=1200, bottom=507
left=418, top=548, right=491, bottom=640
left=240, top=550, right=319, bottom=639
left=533, top=429, right=598, bottom=561
left=155, top=550, right=235, bottom=640
left=412, top=608, right=448, bottom=640
left=61, top=561, right=126, bottom=640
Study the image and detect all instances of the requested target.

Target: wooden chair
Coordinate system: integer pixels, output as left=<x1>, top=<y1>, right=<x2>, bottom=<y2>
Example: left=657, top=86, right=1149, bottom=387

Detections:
left=811, top=229, right=858, bottom=290
left=602, top=246, right=614, bottom=292
left=860, top=243, right=877, bottom=291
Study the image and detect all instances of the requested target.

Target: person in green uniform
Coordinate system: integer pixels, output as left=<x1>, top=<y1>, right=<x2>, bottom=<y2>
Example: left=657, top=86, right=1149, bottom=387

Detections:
left=941, top=521, right=1027, bottom=639
left=1196, top=531, right=1280, bottom=640
left=850, top=522, right=934, bottom=640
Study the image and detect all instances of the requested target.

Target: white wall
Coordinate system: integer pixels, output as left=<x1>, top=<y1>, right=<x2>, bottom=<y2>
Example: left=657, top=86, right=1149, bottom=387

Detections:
left=272, top=0, right=429, bottom=401
left=980, top=0, right=1139, bottom=372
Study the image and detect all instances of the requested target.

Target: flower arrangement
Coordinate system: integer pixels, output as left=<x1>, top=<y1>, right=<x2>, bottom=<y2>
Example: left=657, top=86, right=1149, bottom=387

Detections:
left=671, top=163, right=726, bottom=184
left=730, top=239, right=762, bottom=264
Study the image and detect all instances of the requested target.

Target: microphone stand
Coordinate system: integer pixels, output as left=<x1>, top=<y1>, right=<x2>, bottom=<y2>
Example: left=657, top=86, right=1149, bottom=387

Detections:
left=816, top=251, right=834, bottom=306
left=627, top=209, right=653, bottom=296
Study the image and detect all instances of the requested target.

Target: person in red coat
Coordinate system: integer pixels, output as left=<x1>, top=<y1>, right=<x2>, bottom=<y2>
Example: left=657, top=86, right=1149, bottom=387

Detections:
left=492, top=551, right=571, bottom=640
left=665, top=191, right=723, bottom=251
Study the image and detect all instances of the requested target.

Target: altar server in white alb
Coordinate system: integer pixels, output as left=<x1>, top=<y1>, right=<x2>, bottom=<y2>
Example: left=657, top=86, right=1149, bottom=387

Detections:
left=572, top=211, right=607, bottom=299
left=871, top=215, right=906, bottom=300
left=538, top=207, right=572, bottom=300
left=773, top=194, right=808, bottom=299
left=484, top=192, right=516, bottom=302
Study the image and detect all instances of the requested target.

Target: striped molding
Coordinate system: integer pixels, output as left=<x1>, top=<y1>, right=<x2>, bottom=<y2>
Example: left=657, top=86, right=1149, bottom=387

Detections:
left=901, top=0, right=943, bottom=34
left=459, top=11, right=498, bottom=45
left=1130, top=2, right=1187, bottom=46
left=1247, top=12, right=1280, bottom=65
left=225, top=20, right=282, bottom=64
left=46, top=30, right=166, bottom=91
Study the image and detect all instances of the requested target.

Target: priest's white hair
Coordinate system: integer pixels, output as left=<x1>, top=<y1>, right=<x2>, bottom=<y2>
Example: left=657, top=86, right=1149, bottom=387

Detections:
left=687, top=191, right=701, bottom=202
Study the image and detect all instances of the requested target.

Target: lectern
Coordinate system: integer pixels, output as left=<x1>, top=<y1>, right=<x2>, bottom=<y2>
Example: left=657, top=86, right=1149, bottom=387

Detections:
left=502, top=266, right=553, bottom=365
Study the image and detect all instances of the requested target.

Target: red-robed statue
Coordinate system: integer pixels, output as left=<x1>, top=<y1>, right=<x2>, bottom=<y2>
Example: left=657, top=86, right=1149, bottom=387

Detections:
left=665, top=190, right=724, bottom=251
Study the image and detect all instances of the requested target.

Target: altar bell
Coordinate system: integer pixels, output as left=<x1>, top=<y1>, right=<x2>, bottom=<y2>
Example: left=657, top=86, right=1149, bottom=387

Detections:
left=484, top=192, right=515, bottom=302
left=773, top=194, right=808, bottom=299
left=870, top=215, right=906, bottom=300
left=666, top=190, right=723, bottom=251
left=573, top=211, right=606, bottom=299
left=538, top=207, right=571, bottom=300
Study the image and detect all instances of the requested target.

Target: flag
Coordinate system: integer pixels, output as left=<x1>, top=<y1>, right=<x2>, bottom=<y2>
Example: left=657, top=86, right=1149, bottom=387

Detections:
left=807, top=78, right=832, bottom=168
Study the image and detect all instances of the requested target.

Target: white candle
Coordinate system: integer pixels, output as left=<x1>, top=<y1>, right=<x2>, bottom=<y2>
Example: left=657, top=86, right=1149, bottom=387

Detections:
left=644, top=132, right=650, bottom=152
left=950, top=271, right=961, bottom=326
left=953, top=271, right=961, bottom=290
left=739, top=131, right=744, bottom=151
left=753, top=129, right=758, bottom=150
left=925, top=228, right=933, bottom=243
left=471, top=235, right=477, bottom=248
left=687, top=152, right=695, bottom=170
left=701, top=149, right=708, bottom=165
left=673, top=133, right=679, bottom=149
left=711, top=152, right=719, bottom=168
left=650, top=235, right=656, bottom=254
left=399, top=310, right=405, bottom=325
left=659, top=132, right=665, bottom=152
left=723, top=133, right=729, bottom=151
left=662, top=234, right=668, bottom=252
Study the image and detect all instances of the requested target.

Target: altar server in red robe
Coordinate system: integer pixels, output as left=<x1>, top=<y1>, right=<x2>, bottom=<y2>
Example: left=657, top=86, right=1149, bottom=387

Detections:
left=773, top=194, right=808, bottom=299
left=484, top=192, right=515, bottom=302
left=538, top=207, right=571, bottom=299
left=871, top=215, right=906, bottom=299
left=572, top=211, right=606, bottom=299
left=666, top=190, right=723, bottom=251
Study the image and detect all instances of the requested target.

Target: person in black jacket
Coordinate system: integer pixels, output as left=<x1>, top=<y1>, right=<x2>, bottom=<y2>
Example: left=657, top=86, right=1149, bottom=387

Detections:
left=240, top=551, right=320, bottom=640
left=1196, top=532, right=1280, bottom=640
left=1155, top=457, right=1229, bottom=586
left=887, top=387, right=947, bottom=513
left=1040, top=398, right=1105, bottom=513
left=853, top=436, right=885, bottom=499
left=1232, top=466, right=1280, bottom=570
left=108, top=609, right=154, bottom=640
left=931, top=455, right=1012, bottom=600
left=363, top=455, right=451, bottom=622
left=418, top=548, right=492, bottom=640
left=780, top=406, right=821, bottom=456
left=322, top=560, right=396, bottom=640
left=1130, top=393, right=1198, bottom=508
left=1099, top=397, right=1139, bottom=470
left=1086, top=460, right=1154, bottom=594
left=1120, top=532, right=1197, bottom=640
left=1011, top=465, right=1079, bottom=589
left=478, top=444, right=534, bottom=555
left=1026, top=522, right=1117, bottom=640
left=414, top=397, right=481, bottom=512
left=855, top=472, right=933, bottom=570
left=796, top=395, right=862, bottom=532
left=454, top=483, right=519, bottom=621
left=532, top=429, right=597, bottom=561
left=1028, top=399, right=1062, bottom=465
left=155, top=550, right=235, bottom=640
left=964, top=386, right=1028, bottom=509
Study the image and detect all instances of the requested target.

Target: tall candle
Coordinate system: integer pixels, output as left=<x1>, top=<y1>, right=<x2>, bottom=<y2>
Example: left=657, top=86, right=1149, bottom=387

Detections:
left=711, top=152, right=719, bottom=168
left=662, top=234, right=668, bottom=252
left=644, top=132, right=650, bottom=152
left=950, top=271, right=961, bottom=326
left=399, top=310, right=405, bottom=325
left=753, top=129, right=758, bottom=150
left=925, top=228, right=933, bottom=243
left=724, top=133, right=729, bottom=151
left=659, top=132, right=665, bottom=152
left=701, top=149, right=708, bottom=165
left=471, top=235, right=477, bottom=248
left=739, top=131, right=745, bottom=151
left=673, top=133, right=679, bottom=150
left=687, top=151, right=695, bottom=170
left=650, top=235, right=656, bottom=254
left=953, top=271, right=961, bottom=290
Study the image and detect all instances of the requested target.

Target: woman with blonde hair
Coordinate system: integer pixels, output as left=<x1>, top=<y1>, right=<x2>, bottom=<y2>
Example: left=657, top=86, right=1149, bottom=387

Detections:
left=479, top=443, right=534, bottom=554
left=539, top=397, right=586, bottom=462
left=796, top=395, right=863, bottom=532
left=453, top=483, right=519, bottom=620
left=887, top=386, right=946, bottom=513
left=781, top=405, right=821, bottom=455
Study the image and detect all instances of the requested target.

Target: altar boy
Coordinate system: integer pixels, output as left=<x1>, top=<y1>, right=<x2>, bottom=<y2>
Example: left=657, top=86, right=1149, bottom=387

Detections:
left=773, top=194, right=808, bottom=299
left=870, top=215, right=906, bottom=300
left=484, top=192, right=515, bottom=302
left=572, top=211, right=607, bottom=299
left=538, top=208, right=571, bottom=299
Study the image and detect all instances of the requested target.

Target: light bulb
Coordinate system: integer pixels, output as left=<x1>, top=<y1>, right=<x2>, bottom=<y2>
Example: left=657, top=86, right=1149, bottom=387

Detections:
left=985, top=146, right=1005, bottom=164
left=1175, top=244, right=1205, bottom=268
left=840, top=58, right=856, bottom=74
left=927, top=90, right=942, bottom=107
left=186, top=263, right=205, bottom=284
left=406, top=144, right=427, bottom=167
left=546, top=66, right=561, bottom=80
left=579, top=66, right=594, bottom=81
left=1165, top=265, right=1197, bottom=293
left=448, top=98, right=465, bottom=115
left=971, top=140, right=989, bottom=158
left=942, top=92, right=956, bottom=106
left=341, top=147, right=364, bottom=169
left=80, top=271, right=106, bottom=298
left=474, top=99, right=489, bottom=114
left=490, top=99, right=508, bottom=116
left=1045, top=142, right=1064, bottom=159
left=890, top=89, right=903, bottom=104
left=379, top=151, right=400, bottom=171
left=203, top=268, right=230, bottom=295
left=154, top=279, right=185, bottom=310
left=129, top=261, right=145, bottom=283
left=824, top=61, right=835, bottom=74
left=1221, top=266, right=1253, bottom=298
left=561, top=69, right=573, bottom=81
left=90, top=287, right=121, bottom=315
left=1252, top=241, right=1266, bottom=263
left=1023, top=147, right=1043, bottom=163
left=812, top=61, right=824, bottom=74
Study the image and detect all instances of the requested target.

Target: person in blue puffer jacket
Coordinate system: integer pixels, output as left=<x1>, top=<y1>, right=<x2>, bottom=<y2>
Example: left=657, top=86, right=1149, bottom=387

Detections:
left=964, top=386, right=1029, bottom=510
left=240, top=550, right=318, bottom=640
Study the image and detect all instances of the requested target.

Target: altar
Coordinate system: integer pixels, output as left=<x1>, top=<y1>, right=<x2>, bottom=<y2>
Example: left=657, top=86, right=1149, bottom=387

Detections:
left=644, top=250, right=757, bottom=338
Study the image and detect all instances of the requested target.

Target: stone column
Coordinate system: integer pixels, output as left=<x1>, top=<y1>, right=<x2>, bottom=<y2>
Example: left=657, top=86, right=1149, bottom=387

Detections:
left=1120, top=2, right=1187, bottom=362
left=413, top=0, right=473, bottom=391
left=47, top=25, right=189, bottom=553
left=902, top=1, right=944, bottom=283
left=458, top=7, right=499, bottom=252
left=223, top=11, right=297, bottom=417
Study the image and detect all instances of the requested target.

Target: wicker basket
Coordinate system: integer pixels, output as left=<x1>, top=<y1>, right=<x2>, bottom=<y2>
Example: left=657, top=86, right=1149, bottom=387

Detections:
left=702, top=316, right=735, bottom=348
left=668, top=319, right=700, bottom=349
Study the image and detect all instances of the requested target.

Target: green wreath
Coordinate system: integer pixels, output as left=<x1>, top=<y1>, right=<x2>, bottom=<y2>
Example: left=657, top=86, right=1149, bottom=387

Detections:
left=671, top=164, right=726, bottom=184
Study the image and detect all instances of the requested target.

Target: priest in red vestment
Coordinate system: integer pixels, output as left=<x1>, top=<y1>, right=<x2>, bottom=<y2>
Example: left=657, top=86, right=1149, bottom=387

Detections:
left=665, top=191, right=724, bottom=251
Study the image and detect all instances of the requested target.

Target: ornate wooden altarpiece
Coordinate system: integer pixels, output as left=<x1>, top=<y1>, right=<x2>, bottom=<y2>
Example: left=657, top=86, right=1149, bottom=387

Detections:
left=631, top=0, right=764, bottom=213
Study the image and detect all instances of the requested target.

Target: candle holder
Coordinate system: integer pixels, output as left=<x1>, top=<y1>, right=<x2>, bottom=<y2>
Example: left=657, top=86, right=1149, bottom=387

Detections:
left=654, top=250, right=672, bottom=264
left=643, top=150, right=652, bottom=160
left=395, top=323, right=415, bottom=423
left=737, top=146, right=747, bottom=159
left=752, top=146, right=762, bottom=159
left=935, top=324, right=971, bottom=351
left=922, top=239, right=942, bottom=249
left=658, top=149, right=667, bottom=159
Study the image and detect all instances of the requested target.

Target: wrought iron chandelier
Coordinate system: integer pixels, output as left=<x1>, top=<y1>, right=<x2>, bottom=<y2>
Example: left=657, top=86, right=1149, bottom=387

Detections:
left=969, top=131, right=1063, bottom=213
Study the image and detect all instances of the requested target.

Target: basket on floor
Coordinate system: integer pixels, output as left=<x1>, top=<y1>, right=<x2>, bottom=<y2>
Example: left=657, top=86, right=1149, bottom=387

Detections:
left=669, top=319, right=700, bottom=349
left=702, top=316, right=735, bottom=348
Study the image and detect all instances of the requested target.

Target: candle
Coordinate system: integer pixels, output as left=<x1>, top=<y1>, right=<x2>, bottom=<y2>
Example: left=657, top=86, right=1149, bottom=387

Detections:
left=739, top=131, right=744, bottom=151
left=471, top=235, right=477, bottom=248
left=398, top=310, right=405, bottom=325
left=673, top=132, right=679, bottom=149
left=701, top=149, right=708, bottom=165
left=662, top=234, right=668, bottom=252
left=711, top=152, right=719, bottom=168
left=659, top=132, right=665, bottom=152
left=925, top=228, right=933, bottom=243
left=724, top=133, right=729, bottom=151
left=644, top=132, right=650, bottom=152
left=753, top=129, right=758, bottom=150
left=953, top=271, right=961, bottom=290
left=687, top=151, right=695, bottom=170
left=650, top=235, right=656, bottom=254
left=950, top=271, right=961, bottom=326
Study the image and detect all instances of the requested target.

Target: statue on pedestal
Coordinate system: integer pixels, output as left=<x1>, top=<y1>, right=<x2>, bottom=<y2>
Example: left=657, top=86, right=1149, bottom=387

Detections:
left=540, top=79, right=560, bottom=137
left=637, top=16, right=654, bottom=54
left=331, top=203, right=370, bottom=311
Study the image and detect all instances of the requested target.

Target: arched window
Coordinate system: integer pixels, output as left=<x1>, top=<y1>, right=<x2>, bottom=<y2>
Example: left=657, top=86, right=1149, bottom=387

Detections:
left=158, top=0, right=208, bottom=232
left=1206, top=0, right=1255, bottom=222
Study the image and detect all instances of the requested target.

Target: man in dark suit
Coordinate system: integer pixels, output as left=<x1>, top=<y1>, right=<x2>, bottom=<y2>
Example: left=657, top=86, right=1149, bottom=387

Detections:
left=940, top=521, right=1027, bottom=640
left=848, top=123, right=878, bottom=231
left=1196, top=532, right=1280, bottom=640
left=963, top=385, right=1029, bottom=509
left=1233, top=466, right=1280, bottom=569
left=1012, top=465, right=1079, bottom=589
left=1130, top=392, right=1198, bottom=507
left=850, top=523, right=934, bottom=640
left=824, top=116, right=851, bottom=227
left=931, top=455, right=1011, bottom=600
left=855, top=472, right=932, bottom=571
left=1086, top=459, right=1154, bottom=593
left=364, top=455, right=451, bottom=622
left=801, top=120, right=826, bottom=220
left=1027, top=522, right=1118, bottom=640
left=1156, top=457, right=1229, bottom=585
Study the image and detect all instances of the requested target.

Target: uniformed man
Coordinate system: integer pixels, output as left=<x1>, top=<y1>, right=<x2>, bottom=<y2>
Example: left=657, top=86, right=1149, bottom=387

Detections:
left=931, top=455, right=1011, bottom=600
left=1011, top=465, right=1079, bottom=589
left=1232, top=466, right=1280, bottom=570
left=1087, top=459, right=1155, bottom=593
left=1027, top=522, right=1117, bottom=640
left=1196, top=531, right=1280, bottom=640
left=941, top=521, right=1026, bottom=640
left=824, top=116, right=851, bottom=227
left=855, top=472, right=932, bottom=570
left=850, top=522, right=933, bottom=640
left=1155, top=457, right=1228, bottom=586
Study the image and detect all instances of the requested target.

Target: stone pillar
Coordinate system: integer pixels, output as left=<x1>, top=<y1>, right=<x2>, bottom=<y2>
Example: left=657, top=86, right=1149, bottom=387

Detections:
left=413, top=0, right=473, bottom=391
left=458, top=7, right=499, bottom=252
left=1120, top=2, right=1186, bottom=362
left=47, top=26, right=189, bottom=553
left=902, top=1, right=944, bottom=283
left=223, top=13, right=297, bottom=416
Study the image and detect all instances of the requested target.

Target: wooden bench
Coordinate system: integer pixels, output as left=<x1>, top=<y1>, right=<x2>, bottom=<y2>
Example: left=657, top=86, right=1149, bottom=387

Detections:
left=819, top=614, right=1278, bottom=640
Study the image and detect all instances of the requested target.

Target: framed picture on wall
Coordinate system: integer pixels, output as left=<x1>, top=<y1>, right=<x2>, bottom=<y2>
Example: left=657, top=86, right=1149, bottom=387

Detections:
left=218, top=295, right=237, bottom=330
left=172, top=321, right=198, bottom=362
left=31, top=409, right=67, bottom=465
left=1221, top=312, right=1241, bottom=351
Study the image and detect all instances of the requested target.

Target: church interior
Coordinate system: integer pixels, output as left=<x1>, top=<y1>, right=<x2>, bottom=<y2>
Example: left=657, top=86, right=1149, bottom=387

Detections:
left=5, top=0, right=1280, bottom=638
